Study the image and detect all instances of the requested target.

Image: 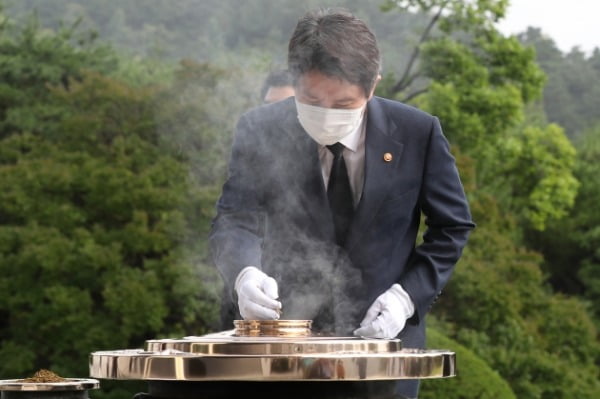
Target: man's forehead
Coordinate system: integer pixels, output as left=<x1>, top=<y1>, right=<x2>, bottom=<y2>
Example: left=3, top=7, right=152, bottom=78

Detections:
left=295, top=71, right=364, bottom=99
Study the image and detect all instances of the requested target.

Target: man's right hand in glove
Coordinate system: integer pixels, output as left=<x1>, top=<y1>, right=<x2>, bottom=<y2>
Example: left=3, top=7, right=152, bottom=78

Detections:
left=234, top=266, right=282, bottom=320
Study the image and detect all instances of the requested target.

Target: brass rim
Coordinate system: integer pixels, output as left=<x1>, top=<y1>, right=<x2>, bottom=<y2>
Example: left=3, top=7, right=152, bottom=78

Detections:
left=146, top=336, right=402, bottom=355
left=89, top=348, right=455, bottom=381
left=233, top=319, right=312, bottom=337
left=0, top=379, right=100, bottom=391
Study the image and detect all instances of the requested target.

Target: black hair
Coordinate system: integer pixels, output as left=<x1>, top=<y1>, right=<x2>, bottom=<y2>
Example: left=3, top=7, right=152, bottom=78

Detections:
left=287, top=8, right=381, bottom=97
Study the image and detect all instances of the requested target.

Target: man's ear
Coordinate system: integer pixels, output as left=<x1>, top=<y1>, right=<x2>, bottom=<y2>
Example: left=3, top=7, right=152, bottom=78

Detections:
left=367, top=74, right=382, bottom=100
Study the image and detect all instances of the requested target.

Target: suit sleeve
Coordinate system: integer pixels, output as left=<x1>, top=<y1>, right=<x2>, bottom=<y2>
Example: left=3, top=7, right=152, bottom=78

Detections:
left=209, top=114, right=266, bottom=297
left=399, top=117, right=475, bottom=322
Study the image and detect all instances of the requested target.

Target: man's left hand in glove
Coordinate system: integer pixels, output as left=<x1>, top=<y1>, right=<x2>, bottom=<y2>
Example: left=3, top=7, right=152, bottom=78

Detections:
left=353, top=283, right=415, bottom=339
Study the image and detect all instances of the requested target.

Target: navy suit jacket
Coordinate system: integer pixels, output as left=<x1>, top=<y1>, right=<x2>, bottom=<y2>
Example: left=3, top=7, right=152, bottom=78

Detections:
left=210, top=96, right=474, bottom=344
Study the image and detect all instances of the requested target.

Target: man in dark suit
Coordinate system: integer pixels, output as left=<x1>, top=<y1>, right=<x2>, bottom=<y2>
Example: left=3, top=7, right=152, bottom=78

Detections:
left=261, top=69, right=295, bottom=104
left=210, top=9, right=474, bottom=398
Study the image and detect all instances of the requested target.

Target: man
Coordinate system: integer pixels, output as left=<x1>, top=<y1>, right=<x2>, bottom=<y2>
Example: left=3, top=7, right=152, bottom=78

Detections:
left=260, top=69, right=295, bottom=103
left=210, top=9, right=474, bottom=398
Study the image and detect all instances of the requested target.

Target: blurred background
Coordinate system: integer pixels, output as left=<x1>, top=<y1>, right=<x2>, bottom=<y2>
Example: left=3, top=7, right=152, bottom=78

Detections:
left=0, top=1, right=598, bottom=398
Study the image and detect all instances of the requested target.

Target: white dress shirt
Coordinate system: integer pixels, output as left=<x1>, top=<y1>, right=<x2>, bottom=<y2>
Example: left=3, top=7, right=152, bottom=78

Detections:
left=318, top=115, right=366, bottom=208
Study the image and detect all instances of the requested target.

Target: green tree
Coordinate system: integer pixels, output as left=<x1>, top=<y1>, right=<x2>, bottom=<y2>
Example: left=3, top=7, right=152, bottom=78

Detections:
left=527, top=124, right=600, bottom=322
left=431, top=165, right=600, bottom=398
left=480, top=123, right=579, bottom=230
left=378, top=0, right=542, bottom=148
left=519, top=27, right=600, bottom=139
left=0, top=8, right=117, bottom=137
left=0, top=70, right=222, bottom=377
left=380, top=0, right=544, bottom=104
left=420, top=327, right=517, bottom=399
left=0, top=10, right=221, bottom=392
left=378, top=1, right=578, bottom=232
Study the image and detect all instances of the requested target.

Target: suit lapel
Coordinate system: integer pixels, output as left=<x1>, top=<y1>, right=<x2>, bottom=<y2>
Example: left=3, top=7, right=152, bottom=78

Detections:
left=346, top=98, right=405, bottom=251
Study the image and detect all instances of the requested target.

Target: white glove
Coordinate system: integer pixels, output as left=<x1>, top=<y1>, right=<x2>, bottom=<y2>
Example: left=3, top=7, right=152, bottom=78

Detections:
left=235, top=266, right=282, bottom=320
left=353, top=284, right=415, bottom=339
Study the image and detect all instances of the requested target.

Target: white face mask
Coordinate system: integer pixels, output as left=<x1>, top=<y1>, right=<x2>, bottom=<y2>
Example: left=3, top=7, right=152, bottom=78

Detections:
left=295, top=99, right=366, bottom=146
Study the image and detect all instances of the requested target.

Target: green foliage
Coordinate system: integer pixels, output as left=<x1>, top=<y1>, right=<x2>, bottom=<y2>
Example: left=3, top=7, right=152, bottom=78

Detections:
left=416, top=31, right=544, bottom=151
left=420, top=326, right=516, bottom=399
left=380, top=1, right=575, bottom=234
left=432, top=186, right=600, bottom=398
left=379, top=1, right=544, bottom=106
left=381, top=0, right=509, bottom=29
left=0, top=8, right=117, bottom=136
left=479, top=123, right=579, bottom=230
left=527, top=124, right=600, bottom=323
left=379, top=0, right=573, bottom=234
left=5, top=0, right=421, bottom=75
left=0, top=14, right=221, bottom=389
left=480, top=32, right=546, bottom=103
left=0, top=74, right=222, bottom=377
left=520, top=28, right=600, bottom=138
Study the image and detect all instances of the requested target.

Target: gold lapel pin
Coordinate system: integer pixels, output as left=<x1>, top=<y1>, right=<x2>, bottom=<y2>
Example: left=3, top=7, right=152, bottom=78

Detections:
left=383, top=152, right=393, bottom=162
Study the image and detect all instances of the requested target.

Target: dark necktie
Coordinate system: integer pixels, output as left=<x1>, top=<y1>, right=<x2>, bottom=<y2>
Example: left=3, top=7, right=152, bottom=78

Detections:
left=326, top=143, right=354, bottom=246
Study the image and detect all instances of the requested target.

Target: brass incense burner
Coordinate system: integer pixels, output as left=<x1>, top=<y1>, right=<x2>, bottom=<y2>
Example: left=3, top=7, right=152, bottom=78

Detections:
left=90, top=322, right=455, bottom=382
left=89, top=319, right=455, bottom=398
